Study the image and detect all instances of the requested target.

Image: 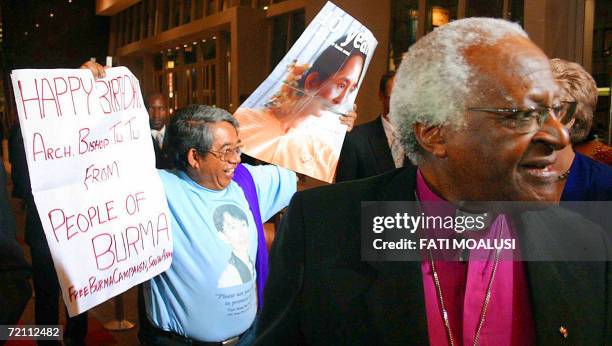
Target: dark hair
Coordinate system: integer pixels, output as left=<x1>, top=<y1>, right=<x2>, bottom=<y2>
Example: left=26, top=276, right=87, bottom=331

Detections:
left=213, top=204, right=249, bottom=232
left=144, top=91, right=167, bottom=108
left=379, top=71, right=396, bottom=97
left=297, top=36, right=367, bottom=89
left=167, top=105, right=239, bottom=172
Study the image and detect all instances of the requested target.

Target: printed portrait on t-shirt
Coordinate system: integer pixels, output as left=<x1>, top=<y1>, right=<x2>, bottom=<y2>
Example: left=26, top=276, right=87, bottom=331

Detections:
left=213, top=204, right=255, bottom=288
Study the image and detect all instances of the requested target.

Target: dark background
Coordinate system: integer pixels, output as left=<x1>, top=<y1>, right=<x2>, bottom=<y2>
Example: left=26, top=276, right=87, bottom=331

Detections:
left=2, top=0, right=109, bottom=69
left=1, top=0, right=110, bottom=126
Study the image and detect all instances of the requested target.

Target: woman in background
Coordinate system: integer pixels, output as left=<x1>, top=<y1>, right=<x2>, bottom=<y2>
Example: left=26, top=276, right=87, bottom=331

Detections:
left=550, top=58, right=612, bottom=201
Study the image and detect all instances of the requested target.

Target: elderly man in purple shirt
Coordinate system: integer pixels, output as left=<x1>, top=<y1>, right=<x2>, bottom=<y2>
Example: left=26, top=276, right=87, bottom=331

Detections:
left=256, top=18, right=611, bottom=345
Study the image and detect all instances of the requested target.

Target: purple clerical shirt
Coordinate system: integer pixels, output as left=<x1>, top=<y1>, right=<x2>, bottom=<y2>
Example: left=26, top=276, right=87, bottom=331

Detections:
left=415, top=170, right=535, bottom=345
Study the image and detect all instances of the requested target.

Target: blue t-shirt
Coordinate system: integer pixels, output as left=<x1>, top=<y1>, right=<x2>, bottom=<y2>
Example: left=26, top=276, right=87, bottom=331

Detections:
left=146, top=164, right=296, bottom=342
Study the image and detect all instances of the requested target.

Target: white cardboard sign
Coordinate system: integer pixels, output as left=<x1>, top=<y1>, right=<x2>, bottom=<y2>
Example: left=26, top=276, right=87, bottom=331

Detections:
left=11, top=67, right=173, bottom=316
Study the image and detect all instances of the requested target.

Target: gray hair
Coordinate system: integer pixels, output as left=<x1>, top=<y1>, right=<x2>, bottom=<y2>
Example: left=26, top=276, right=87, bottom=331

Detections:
left=389, top=18, right=528, bottom=164
left=550, top=58, right=598, bottom=143
left=167, top=104, right=239, bottom=171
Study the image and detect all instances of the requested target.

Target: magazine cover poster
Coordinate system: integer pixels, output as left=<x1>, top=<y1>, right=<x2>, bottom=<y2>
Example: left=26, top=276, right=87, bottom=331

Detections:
left=234, top=1, right=377, bottom=183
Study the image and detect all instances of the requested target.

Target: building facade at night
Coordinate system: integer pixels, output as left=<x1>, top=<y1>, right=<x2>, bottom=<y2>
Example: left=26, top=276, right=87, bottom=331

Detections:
left=98, top=0, right=610, bottom=138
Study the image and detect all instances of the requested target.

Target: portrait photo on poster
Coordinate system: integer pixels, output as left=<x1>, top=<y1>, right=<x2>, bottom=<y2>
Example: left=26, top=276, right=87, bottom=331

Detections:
left=234, top=1, right=378, bottom=183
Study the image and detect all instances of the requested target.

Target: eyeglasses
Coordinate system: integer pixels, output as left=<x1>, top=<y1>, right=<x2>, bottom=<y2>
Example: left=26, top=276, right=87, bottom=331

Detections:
left=468, top=101, right=577, bottom=134
left=206, top=144, right=243, bottom=162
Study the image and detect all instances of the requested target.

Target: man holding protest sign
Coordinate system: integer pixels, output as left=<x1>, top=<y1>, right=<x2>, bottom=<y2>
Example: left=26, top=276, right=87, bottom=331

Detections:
left=82, top=60, right=298, bottom=345
left=139, top=104, right=296, bottom=345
